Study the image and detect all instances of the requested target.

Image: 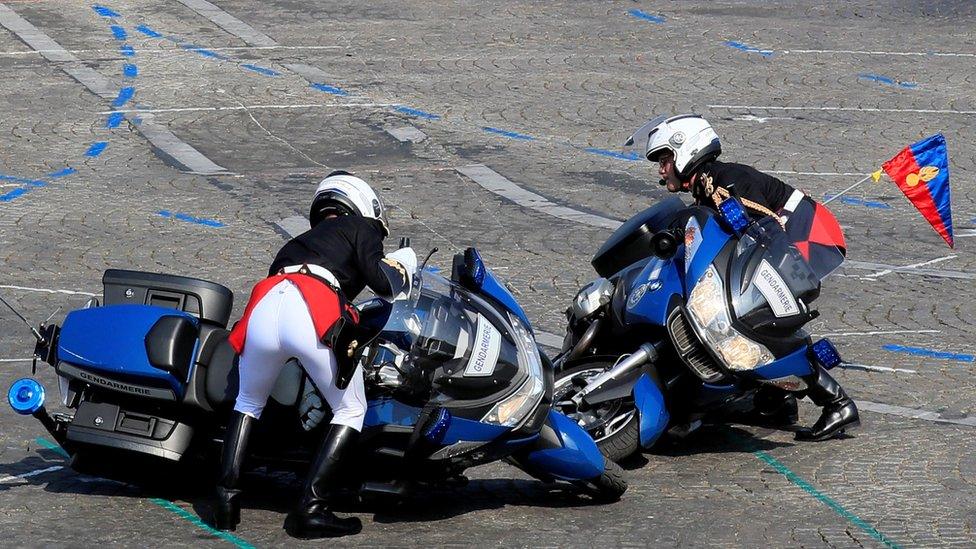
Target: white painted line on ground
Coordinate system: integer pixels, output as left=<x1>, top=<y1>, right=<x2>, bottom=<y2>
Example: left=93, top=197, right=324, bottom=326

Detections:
left=0, top=284, right=99, bottom=296
left=457, top=164, right=623, bottom=230
left=955, top=229, right=976, bottom=238
left=859, top=401, right=976, bottom=427
left=275, top=216, right=308, bottom=239
left=820, top=329, right=941, bottom=337
left=781, top=48, right=976, bottom=58
left=842, top=363, right=917, bottom=374
left=535, top=331, right=564, bottom=349
left=100, top=103, right=393, bottom=114
left=0, top=6, right=228, bottom=175
left=0, top=5, right=77, bottom=62
left=860, top=254, right=957, bottom=279
left=710, top=104, right=976, bottom=115
left=843, top=260, right=976, bottom=280
left=385, top=126, right=428, bottom=143
left=0, top=465, right=64, bottom=484
left=174, top=0, right=277, bottom=47
left=0, top=358, right=33, bottom=363
left=766, top=170, right=872, bottom=177
left=0, top=45, right=343, bottom=57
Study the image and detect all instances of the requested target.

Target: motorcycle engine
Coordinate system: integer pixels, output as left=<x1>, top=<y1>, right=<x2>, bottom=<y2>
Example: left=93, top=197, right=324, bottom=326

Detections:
left=571, top=277, right=615, bottom=320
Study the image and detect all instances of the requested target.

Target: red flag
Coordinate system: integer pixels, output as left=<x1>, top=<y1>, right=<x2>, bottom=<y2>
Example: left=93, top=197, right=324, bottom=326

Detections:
left=881, top=134, right=954, bottom=248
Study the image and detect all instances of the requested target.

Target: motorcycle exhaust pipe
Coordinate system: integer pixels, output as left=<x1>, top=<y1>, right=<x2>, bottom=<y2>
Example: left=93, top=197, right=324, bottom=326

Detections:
left=571, top=341, right=661, bottom=407
left=564, top=318, right=603, bottom=364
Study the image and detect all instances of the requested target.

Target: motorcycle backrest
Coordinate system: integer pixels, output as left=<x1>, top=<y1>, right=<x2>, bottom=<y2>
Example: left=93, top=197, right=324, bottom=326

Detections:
left=103, top=269, right=234, bottom=327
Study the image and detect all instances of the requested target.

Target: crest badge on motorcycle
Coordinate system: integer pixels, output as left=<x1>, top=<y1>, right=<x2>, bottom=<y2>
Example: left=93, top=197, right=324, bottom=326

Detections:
left=669, top=131, right=686, bottom=148
left=627, top=283, right=649, bottom=309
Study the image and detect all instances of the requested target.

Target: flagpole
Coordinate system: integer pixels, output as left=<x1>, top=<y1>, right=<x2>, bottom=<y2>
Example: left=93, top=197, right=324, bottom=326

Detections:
left=823, top=173, right=875, bottom=205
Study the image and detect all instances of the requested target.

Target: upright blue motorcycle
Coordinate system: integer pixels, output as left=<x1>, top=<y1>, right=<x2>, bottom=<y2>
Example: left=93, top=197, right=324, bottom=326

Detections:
left=8, top=247, right=625, bottom=501
left=552, top=197, right=846, bottom=462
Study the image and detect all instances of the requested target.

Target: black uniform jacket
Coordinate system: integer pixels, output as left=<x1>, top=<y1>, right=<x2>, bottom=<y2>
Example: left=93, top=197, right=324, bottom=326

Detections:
left=695, top=161, right=796, bottom=212
left=269, top=216, right=391, bottom=300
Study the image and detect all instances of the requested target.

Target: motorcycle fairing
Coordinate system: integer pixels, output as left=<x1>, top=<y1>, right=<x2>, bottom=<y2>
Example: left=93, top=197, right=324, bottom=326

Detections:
left=58, top=304, right=199, bottom=395
left=745, top=345, right=814, bottom=380
left=625, top=255, right=683, bottom=327
left=439, top=415, right=509, bottom=445
left=633, top=373, right=669, bottom=448
left=522, top=410, right=605, bottom=481
left=685, top=216, right=732, bottom=296
left=363, top=397, right=422, bottom=428
left=471, top=259, right=533, bottom=331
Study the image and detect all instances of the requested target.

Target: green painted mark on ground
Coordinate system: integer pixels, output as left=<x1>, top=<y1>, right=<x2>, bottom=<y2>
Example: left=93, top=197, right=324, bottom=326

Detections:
left=754, top=451, right=901, bottom=548
left=35, top=436, right=69, bottom=458
left=150, top=498, right=256, bottom=549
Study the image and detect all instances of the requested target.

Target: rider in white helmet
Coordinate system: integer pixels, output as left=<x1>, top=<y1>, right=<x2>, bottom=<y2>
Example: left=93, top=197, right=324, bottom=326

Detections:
left=628, top=115, right=858, bottom=442
left=213, top=171, right=410, bottom=538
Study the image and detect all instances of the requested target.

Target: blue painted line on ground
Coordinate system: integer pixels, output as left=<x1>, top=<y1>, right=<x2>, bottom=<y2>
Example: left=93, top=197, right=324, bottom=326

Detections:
left=857, top=73, right=917, bottom=89
left=628, top=8, right=666, bottom=23
left=106, top=112, right=125, bottom=128
left=0, top=188, right=30, bottom=202
left=149, top=499, right=255, bottom=549
left=120, top=45, right=135, bottom=57
left=585, top=147, right=642, bottom=161
left=883, top=344, right=974, bottom=363
left=182, top=44, right=228, bottom=60
left=92, top=5, right=120, bottom=18
left=47, top=167, right=76, bottom=178
left=724, top=40, right=774, bottom=57
left=158, top=210, right=226, bottom=228
left=110, top=25, right=127, bottom=41
left=822, top=193, right=891, bottom=209
left=755, top=451, right=901, bottom=548
left=311, top=83, right=349, bottom=96
left=240, top=63, right=281, bottom=77
left=35, top=437, right=70, bottom=458
left=85, top=142, right=108, bottom=157
left=135, top=24, right=162, bottom=38
left=112, top=86, right=135, bottom=108
left=123, top=63, right=138, bottom=78
left=393, top=106, right=441, bottom=120
left=1, top=174, right=46, bottom=186
left=482, top=126, right=534, bottom=141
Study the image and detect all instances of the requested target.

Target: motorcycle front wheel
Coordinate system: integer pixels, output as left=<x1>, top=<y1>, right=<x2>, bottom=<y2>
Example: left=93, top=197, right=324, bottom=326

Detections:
left=554, top=361, right=641, bottom=462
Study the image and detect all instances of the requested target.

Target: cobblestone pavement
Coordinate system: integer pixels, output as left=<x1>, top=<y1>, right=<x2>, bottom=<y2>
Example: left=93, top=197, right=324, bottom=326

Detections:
left=1, top=1, right=975, bottom=546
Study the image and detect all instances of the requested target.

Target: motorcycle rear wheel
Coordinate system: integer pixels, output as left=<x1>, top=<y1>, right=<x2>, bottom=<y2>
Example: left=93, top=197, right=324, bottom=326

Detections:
left=554, top=362, right=641, bottom=463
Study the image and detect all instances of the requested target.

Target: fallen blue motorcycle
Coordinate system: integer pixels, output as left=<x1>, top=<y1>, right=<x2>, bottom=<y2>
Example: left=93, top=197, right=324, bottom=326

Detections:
left=552, top=197, right=846, bottom=462
left=8, top=246, right=625, bottom=502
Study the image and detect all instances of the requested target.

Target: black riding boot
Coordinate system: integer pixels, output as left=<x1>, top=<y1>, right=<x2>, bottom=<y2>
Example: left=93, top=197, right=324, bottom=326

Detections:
left=795, top=366, right=860, bottom=441
left=283, top=424, right=362, bottom=539
left=213, top=411, right=254, bottom=531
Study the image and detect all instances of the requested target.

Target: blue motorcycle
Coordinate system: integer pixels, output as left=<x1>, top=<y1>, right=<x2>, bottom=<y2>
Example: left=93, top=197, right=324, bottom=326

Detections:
left=552, top=197, right=846, bottom=462
left=8, top=247, right=625, bottom=501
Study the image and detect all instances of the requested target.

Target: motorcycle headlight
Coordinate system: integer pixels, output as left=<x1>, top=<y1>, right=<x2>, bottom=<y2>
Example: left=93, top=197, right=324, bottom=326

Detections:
left=687, top=265, right=774, bottom=371
left=481, top=314, right=545, bottom=427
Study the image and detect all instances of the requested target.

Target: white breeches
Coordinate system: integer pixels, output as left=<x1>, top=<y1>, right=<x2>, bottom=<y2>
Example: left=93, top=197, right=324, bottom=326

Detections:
left=233, top=280, right=366, bottom=431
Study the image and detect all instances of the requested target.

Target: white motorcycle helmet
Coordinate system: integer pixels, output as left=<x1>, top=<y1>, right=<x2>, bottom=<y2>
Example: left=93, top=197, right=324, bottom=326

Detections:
left=626, top=114, right=721, bottom=180
left=309, top=171, right=390, bottom=236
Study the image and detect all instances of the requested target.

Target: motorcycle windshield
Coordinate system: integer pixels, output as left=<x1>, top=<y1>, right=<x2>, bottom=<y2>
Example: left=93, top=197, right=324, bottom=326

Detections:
left=728, top=216, right=844, bottom=323
left=380, top=270, right=523, bottom=399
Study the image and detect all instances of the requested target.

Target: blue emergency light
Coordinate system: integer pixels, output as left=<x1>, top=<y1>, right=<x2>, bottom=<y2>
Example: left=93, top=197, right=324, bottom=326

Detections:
left=718, top=197, right=750, bottom=234
left=8, top=378, right=46, bottom=415
left=810, top=338, right=842, bottom=370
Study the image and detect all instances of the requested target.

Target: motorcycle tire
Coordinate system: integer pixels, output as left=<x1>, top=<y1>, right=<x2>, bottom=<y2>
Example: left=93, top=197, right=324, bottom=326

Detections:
left=576, top=456, right=627, bottom=502
left=555, top=361, right=641, bottom=463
